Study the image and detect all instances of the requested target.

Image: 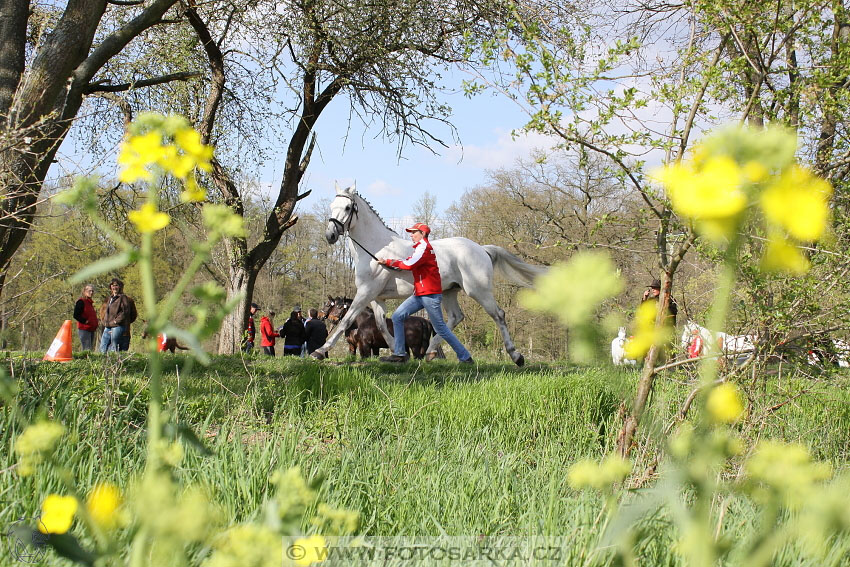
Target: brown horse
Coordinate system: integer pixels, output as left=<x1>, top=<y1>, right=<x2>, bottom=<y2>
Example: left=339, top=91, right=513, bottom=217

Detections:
left=322, top=296, right=434, bottom=359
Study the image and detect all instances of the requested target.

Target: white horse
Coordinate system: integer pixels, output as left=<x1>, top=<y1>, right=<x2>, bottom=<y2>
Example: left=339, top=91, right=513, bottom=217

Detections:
left=611, top=327, right=637, bottom=366
left=681, top=320, right=757, bottom=359
left=311, top=184, right=546, bottom=366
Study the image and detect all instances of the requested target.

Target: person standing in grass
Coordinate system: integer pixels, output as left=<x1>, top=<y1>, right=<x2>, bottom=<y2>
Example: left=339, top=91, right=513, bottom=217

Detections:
left=100, top=278, right=137, bottom=353
left=378, top=222, right=473, bottom=364
left=280, top=310, right=307, bottom=356
left=73, top=284, right=98, bottom=351
left=304, top=308, right=328, bottom=355
left=244, top=302, right=259, bottom=353
left=260, top=310, right=278, bottom=357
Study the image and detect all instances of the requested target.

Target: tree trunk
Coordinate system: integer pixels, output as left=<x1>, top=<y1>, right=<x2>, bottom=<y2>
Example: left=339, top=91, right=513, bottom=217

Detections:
left=216, top=236, right=256, bottom=354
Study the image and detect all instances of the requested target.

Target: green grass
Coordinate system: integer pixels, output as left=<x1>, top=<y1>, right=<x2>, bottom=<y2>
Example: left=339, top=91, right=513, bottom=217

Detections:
left=1, top=354, right=849, bottom=565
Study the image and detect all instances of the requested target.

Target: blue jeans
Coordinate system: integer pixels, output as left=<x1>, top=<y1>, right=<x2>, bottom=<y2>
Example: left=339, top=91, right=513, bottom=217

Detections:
left=392, top=294, right=471, bottom=361
left=100, top=325, right=127, bottom=353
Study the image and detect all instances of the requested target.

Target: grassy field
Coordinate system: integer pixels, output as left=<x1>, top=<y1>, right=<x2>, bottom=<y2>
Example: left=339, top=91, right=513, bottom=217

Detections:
left=2, top=353, right=849, bottom=565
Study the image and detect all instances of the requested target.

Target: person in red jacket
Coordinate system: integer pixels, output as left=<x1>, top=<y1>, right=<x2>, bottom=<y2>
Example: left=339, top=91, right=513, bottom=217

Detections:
left=73, top=283, right=98, bottom=351
left=378, top=222, right=473, bottom=364
left=259, top=309, right=279, bottom=356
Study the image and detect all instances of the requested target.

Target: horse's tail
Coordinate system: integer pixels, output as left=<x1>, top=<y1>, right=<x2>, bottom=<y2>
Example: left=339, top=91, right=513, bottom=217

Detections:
left=483, top=245, right=546, bottom=287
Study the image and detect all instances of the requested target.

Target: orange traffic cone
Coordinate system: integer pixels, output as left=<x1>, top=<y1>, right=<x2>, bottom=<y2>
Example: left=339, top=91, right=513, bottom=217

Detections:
left=44, top=320, right=73, bottom=362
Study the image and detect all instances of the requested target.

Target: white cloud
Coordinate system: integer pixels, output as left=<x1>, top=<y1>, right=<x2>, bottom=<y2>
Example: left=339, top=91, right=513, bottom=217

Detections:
left=445, top=129, right=559, bottom=170
left=365, top=179, right=403, bottom=197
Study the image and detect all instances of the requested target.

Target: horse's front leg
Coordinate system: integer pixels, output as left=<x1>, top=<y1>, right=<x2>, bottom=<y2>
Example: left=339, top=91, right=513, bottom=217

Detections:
left=371, top=300, right=394, bottom=346
left=311, top=288, right=380, bottom=359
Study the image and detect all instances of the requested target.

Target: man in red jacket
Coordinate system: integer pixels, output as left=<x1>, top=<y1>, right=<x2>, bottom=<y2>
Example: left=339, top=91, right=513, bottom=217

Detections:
left=378, top=222, right=473, bottom=364
left=259, top=309, right=279, bottom=356
left=73, top=283, right=98, bottom=351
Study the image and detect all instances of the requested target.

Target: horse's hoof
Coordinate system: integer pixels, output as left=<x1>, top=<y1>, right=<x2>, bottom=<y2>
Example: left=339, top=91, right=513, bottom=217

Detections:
left=425, top=352, right=438, bottom=362
left=514, top=354, right=525, bottom=367
left=310, top=351, right=325, bottom=360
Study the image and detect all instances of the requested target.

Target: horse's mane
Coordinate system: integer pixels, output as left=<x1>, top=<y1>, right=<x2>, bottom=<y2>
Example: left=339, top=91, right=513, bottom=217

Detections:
left=345, top=189, right=398, bottom=235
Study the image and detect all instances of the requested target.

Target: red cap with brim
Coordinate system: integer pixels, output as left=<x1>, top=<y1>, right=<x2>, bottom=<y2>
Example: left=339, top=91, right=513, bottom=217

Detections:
left=405, top=222, right=430, bottom=235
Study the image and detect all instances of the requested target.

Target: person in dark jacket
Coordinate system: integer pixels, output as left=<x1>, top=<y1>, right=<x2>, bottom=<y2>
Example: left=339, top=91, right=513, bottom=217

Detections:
left=259, top=310, right=278, bottom=356
left=280, top=311, right=307, bottom=356
left=244, top=302, right=259, bottom=353
left=378, top=222, right=473, bottom=364
left=100, top=278, right=137, bottom=353
left=304, top=308, right=328, bottom=354
left=642, top=278, right=678, bottom=326
left=73, top=284, right=98, bottom=351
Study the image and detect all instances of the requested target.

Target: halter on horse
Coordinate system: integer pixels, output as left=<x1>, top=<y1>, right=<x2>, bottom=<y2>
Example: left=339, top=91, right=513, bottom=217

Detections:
left=313, top=183, right=546, bottom=366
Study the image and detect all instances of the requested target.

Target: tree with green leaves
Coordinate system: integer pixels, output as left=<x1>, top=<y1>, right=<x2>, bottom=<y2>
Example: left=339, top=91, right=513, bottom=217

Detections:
left=465, top=0, right=850, bottom=453
left=0, top=0, right=206, bottom=300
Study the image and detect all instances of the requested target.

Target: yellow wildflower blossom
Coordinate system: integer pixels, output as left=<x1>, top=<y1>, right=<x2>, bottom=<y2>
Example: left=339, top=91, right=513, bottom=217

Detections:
left=159, top=145, right=196, bottom=180
left=760, top=234, right=810, bottom=274
left=174, top=127, right=214, bottom=171
left=118, top=131, right=168, bottom=183
left=181, top=175, right=207, bottom=202
left=567, top=454, right=631, bottom=490
left=624, top=299, right=670, bottom=359
left=118, top=117, right=214, bottom=183
left=760, top=165, right=832, bottom=242
left=129, top=203, right=170, bottom=234
left=653, top=155, right=748, bottom=241
left=706, top=382, right=745, bottom=424
left=39, top=494, right=78, bottom=534
left=86, top=483, right=121, bottom=529
left=14, top=421, right=64, bottom=477
left=291, top=535, right=328, bottom=566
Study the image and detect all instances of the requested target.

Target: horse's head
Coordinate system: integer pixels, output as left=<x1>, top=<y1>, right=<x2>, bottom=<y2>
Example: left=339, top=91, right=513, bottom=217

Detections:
left=324, top=296, right=353, bottom=324
left=326, top=182, right=358, bottom=244
left=320, top=295, right=338, bottom=321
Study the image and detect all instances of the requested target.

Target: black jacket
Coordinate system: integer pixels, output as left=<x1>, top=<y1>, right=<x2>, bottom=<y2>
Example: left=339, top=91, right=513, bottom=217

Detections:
left=304, top=319, right=328, bottom=353
left=279, top=318, right=307, bottom=348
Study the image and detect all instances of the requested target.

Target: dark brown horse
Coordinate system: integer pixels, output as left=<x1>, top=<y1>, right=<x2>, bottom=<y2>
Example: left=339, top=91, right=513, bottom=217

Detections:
left=322, top=296, right=434, bottom=359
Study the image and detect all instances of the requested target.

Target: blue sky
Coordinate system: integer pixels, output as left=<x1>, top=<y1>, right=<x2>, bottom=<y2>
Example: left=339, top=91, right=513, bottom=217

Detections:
left=263, top=83, right=558, bottom=222
left=53, top=74, right=558, bottom=225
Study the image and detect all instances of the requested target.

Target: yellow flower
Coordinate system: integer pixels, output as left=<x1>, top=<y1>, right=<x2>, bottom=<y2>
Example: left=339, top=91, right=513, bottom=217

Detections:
left=129, top=203, right=170, bottom=233
left=760, top=234, right=810, bottom=274
left=159, top=145, right=196, bottom=180
left=118, top=131, right=167, bottom=183
left=742, top=160, right=769, bottom=183
left=117, top=120, right=214, bottom=183
left=174, top=128, right=214, bottom=171
left=180, top=175, right=207, bottom=203
left=624, top=299, right=671, bottom=359
left=291, top=535, right=328, bottom=566
left=653, top=155, right=748, bottom=241
left=86, top=483, right=121, bottom=529
left=14, top=421, right=64, bottom=477
left=760, top=165, right=832, bottom=242
left=567, top=454, right=631, bottom=491
left=39, top=494, right=78, bottom=534
left=706, top=382, right=745, bottom=424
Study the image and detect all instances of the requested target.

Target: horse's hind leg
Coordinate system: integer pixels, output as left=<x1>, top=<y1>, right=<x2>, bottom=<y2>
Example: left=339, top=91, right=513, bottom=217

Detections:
left=468, top=288, right=524, bottom=367
left=426, top=288, right=463, bottom=357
